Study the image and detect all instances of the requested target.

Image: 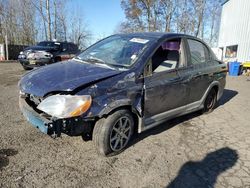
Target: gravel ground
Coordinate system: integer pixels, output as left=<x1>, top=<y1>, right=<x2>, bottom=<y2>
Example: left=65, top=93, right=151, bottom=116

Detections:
left=0, top=62, right=250, bottom=188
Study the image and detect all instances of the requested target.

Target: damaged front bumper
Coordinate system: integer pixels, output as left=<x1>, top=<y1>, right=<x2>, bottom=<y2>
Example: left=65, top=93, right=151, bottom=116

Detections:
left=19, top=96, right=94, bottom=137
left=19, top=58, right=52, bottom=68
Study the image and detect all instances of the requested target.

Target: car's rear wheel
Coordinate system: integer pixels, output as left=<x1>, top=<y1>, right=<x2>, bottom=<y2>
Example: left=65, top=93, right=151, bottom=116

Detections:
left=93, top=109, right=134, bottom=156
left=203, top=88, right=217, bottom=113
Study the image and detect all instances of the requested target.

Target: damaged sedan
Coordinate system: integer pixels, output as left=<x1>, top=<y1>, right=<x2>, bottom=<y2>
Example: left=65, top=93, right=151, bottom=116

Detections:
left=19, top=33, right=227, bottom=156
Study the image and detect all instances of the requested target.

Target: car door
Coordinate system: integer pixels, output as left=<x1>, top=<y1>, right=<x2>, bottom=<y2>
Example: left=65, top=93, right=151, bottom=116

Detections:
left=185, top=39, right=212, bottom=104
left=143, top=38, right=189, bottom=125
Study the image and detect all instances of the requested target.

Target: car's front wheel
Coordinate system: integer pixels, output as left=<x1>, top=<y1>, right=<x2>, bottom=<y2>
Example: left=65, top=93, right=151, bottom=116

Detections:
left=93, top=109, right=134, bottom=156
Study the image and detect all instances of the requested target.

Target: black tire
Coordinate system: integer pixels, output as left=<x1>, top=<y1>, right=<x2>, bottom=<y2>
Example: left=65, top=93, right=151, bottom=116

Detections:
left=54, top=57, right=61, bottom=62
left=93, top=109, right=134, bottom=156
left=203, top=88, right=217, bottom=113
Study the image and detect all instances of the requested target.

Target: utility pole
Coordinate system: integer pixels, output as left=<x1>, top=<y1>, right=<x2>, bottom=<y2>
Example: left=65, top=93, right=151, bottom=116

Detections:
left=5, top=35, right=8, bottom=61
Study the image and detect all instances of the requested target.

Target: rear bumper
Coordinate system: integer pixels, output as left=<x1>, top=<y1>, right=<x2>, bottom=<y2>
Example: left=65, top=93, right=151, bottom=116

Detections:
left=19, top=96, right=94, bottom=137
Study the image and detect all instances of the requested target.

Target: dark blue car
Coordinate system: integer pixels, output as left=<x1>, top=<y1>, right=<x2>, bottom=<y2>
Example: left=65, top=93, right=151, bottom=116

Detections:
left=19, top=33, right=227, bottom=156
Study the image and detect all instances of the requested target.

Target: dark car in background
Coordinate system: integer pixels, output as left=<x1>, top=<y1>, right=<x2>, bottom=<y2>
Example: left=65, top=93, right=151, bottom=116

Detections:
left=18, top=33, right=227, bottom=156
left=18, top=41, right=80, bottom=70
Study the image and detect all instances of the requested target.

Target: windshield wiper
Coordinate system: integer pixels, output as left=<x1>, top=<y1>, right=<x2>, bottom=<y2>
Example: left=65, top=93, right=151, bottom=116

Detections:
left=77, top=56, right=128, bottom=70
left=105, top=63, right=129, bottom=69
left=84, top=56, right=106, bottom=64
left=82, top=57, right=117, bottom=70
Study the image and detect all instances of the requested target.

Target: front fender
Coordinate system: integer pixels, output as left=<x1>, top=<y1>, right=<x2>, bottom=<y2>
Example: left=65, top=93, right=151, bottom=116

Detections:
left=98, top=98, right=142, bottom=117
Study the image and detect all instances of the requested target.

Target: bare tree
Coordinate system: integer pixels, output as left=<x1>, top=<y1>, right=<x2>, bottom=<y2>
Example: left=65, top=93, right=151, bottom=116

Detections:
left=206, top=0, right=221, bottom=46
left=0, top=0, right=91, bottom=48
left=120, top=0, right=163, bottom=32
left=30, top=0, right=48, bottom=40
left=191, top=0, right=207, bottom=37
left=0, top=0, right=36, bottom=45
left=20, top=1, right=36, bottom=44
left=118, top=0, right=222, bottom=47
left=46, top=0, right=52, bottom=40
left=68, top=14, right=91, bottom=49
left=159, top=0, right=177, bottom=32
left=53, top=0, right=57, bottom=39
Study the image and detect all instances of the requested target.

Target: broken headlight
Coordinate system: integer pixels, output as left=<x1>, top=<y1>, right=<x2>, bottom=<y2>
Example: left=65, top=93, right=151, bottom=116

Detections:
left=37, top=95, right=92, bottom=118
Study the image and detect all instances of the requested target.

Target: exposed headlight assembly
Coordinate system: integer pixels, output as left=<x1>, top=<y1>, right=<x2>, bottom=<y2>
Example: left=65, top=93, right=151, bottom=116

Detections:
left=37, top=95, right=92, bottom=118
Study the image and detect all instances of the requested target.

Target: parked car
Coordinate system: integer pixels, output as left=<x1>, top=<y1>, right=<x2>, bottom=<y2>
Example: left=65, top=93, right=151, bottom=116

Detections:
left=18, top=33, right=227, bottom=156
left=18, top=41, right=80, bottom=70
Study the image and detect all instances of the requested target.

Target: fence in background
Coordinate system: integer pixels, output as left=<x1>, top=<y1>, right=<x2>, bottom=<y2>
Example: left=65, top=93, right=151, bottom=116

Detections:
left=0, top=44, right=28, bottom=61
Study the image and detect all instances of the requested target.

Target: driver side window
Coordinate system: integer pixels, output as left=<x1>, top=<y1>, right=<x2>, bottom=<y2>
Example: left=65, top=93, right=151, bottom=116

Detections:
left=151, top=38, right=185, bottom=73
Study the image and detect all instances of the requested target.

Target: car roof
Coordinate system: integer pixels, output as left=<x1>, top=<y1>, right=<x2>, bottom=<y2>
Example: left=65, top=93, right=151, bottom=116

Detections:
left=39, top=41, right=75, bottom=44
left=116, top=32, right=196, bottom=40
left=115, top=32, right=211, bottom=49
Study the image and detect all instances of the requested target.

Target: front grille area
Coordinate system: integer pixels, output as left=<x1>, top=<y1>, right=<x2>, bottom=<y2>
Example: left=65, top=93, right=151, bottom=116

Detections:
left=23, top=93, right=53, bottom=120
left=29, top=94, right=42, bottom=106
left=24, top=94, right=43, bottom=114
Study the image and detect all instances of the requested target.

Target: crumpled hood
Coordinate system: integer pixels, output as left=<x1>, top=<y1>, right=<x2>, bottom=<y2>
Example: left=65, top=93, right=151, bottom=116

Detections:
left=19, top=60, right=121, bottom=97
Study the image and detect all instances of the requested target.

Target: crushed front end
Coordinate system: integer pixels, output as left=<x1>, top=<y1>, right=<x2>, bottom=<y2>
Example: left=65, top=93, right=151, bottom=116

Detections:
left=19, top=92, right=94, bottom=138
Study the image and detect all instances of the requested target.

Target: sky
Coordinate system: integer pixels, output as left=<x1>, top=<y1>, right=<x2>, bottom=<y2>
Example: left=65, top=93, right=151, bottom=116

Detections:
left=68, top=0, right=126, bottom=43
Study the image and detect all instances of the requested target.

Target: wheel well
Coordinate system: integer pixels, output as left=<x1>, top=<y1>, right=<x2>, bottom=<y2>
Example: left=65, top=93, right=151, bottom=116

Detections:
left=54, top=56, right=61, bottom=62
left=211, top=85, right=219, bottom=96
left=101, top=105, right=139, bottom=133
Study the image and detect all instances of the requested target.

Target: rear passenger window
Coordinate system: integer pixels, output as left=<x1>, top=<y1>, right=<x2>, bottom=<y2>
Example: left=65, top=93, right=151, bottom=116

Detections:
left=187, top=39, right=209, bottom=65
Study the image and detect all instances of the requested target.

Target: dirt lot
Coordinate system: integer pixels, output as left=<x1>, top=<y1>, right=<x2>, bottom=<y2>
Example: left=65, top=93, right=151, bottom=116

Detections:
left=0, top=62, right=250, bottom=188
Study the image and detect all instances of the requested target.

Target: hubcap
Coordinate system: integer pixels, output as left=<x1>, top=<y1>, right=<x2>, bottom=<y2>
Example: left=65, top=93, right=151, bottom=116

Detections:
left=110, top=116, right=132, bottom=151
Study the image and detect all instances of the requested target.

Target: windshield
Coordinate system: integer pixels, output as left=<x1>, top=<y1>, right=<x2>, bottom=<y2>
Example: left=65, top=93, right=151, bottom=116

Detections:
left=37, top=41, right=61, bottom=49
left=76, top=35, right=151, bottom=68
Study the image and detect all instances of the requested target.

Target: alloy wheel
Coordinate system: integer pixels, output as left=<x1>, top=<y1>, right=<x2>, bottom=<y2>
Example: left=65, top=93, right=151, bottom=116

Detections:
left=109, top=116, right=132, bottom=151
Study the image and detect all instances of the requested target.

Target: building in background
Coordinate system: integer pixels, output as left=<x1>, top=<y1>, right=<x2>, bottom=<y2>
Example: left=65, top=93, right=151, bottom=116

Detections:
left=218, top=0, right=250, bottom=63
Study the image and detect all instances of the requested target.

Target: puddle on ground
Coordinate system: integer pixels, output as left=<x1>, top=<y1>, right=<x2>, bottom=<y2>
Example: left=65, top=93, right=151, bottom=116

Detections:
left=0, top=149, right=18, bottom=170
